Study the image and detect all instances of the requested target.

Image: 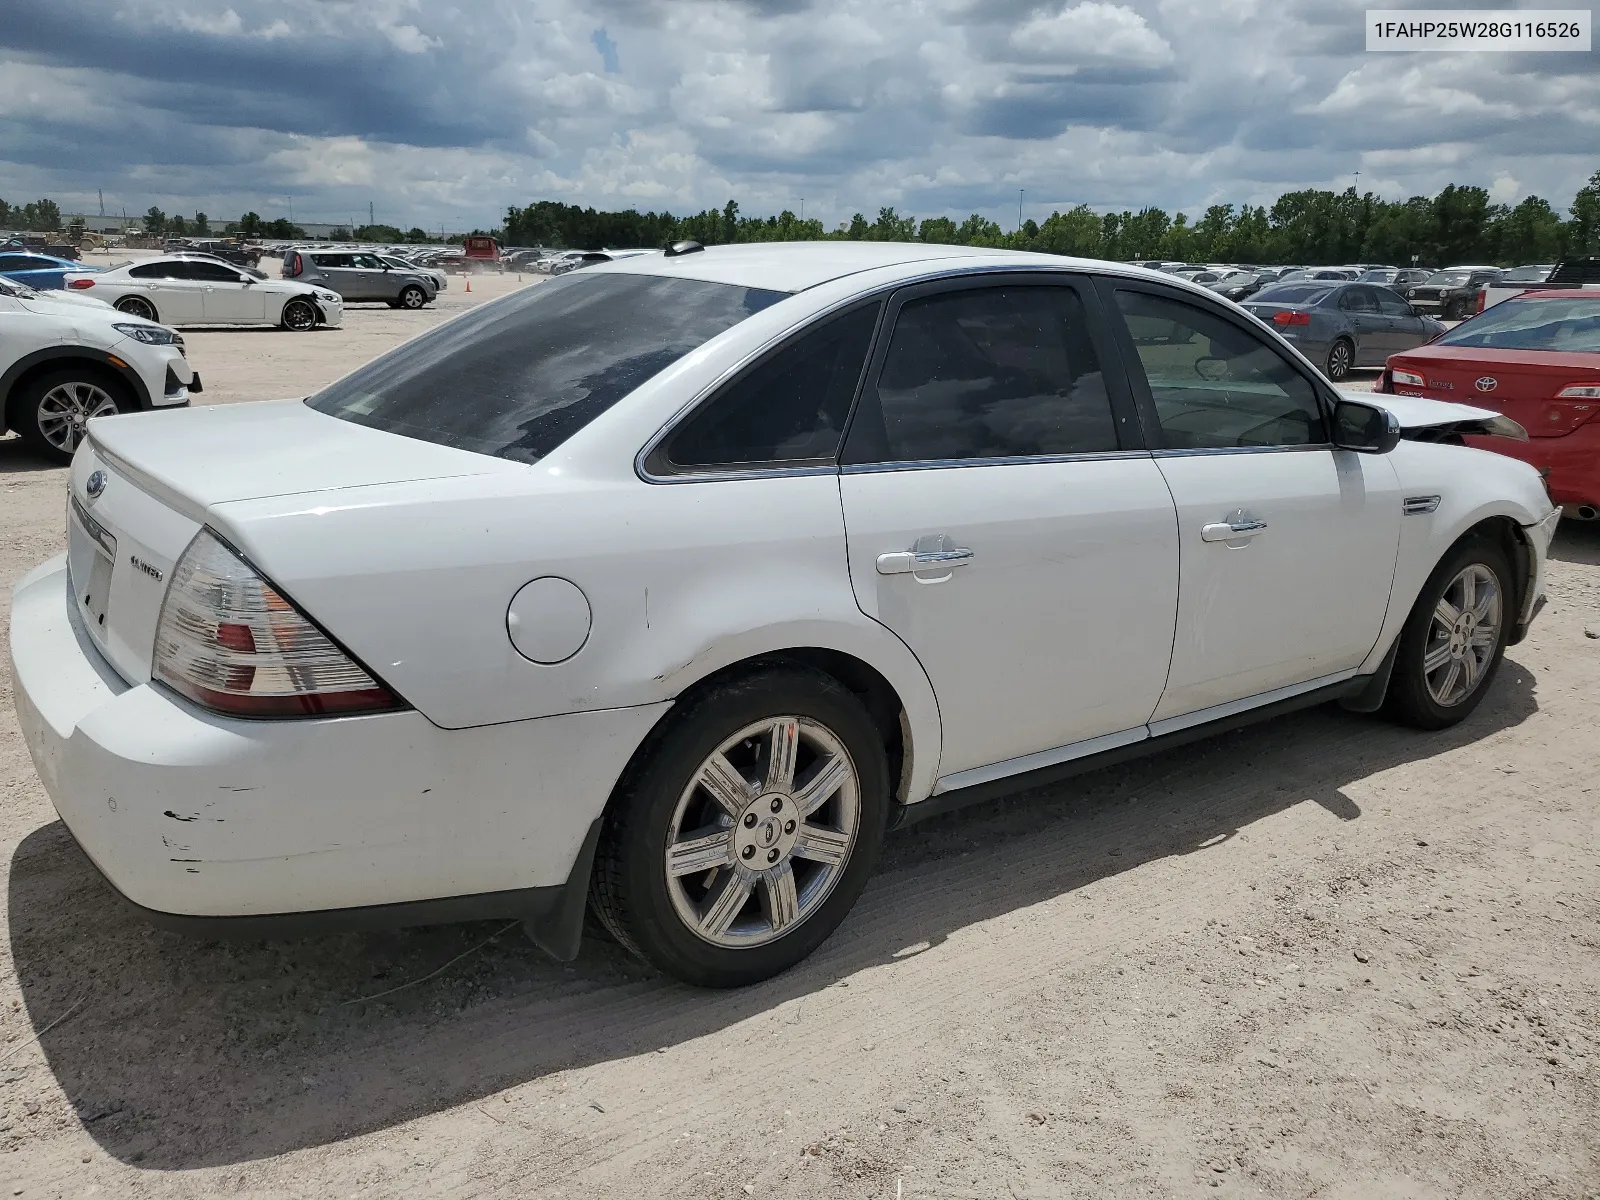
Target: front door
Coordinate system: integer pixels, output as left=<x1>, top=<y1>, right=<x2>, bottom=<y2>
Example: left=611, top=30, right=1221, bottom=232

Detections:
left=193, top=261, right=268, bottom=322
left=1101, top=281, right=1402, bottom=727
left=838, top=276, right=1179, bottom=784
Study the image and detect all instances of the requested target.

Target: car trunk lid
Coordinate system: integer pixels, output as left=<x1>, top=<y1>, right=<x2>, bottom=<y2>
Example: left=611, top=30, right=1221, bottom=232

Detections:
left=1387, top=346, right=1600, bottom=438
left=72, top=400, right=518, bottom=682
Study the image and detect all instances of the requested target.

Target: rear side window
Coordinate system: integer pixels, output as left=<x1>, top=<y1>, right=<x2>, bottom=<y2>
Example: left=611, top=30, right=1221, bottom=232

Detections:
left=312, top=254, right=348, bottom=269
left=844, top=284, right=1119, bottom=464
left=1113, top=289, right=1326, bottom=449
left=307, top=273, right=788, bottom=465
left=1337, top=288, right=1377, bottom=312
left=129, top=262, right=177, bottom=279
left=657, top=303, right=880, bottom=472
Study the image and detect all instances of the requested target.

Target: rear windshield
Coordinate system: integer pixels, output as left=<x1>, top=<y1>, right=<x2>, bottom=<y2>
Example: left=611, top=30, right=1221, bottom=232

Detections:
left=1501, top=265, right=1552, bottom=283
left=1436, top=296, right=1600, bottom=352
left=306, top=272, right=788, bottom=464
left=1252, top=285, right=1331, bottom=305
left=1424, top=271, right=1471, bottom=286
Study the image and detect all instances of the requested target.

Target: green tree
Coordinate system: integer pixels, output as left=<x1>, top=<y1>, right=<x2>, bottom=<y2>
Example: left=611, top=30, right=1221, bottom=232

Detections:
left=192, top=212, right=209, bottom=236
left=143, top=206, right=168, bottom=237
left=917, top=216, right=959, bottom=244
left=1490, top=196, right=1565, bottom=263
left=722, top=199, right=740, bottom=243
left=237, top=211, right=263, bottom=237
left=1570, top=168, right=1600, bottom=256
left=169, top=214, right=188, bottom=236
left=405, top=226, right=431, bottom=243
left=0, top=198, right=11, bottom=228
left=1033, top=204, right=1101, bottom=256
left=1431, top=184, right=1491, bottom=264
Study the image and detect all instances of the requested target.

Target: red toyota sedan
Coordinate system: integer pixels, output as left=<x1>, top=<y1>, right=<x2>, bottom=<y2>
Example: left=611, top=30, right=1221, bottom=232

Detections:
left=1381, top=289, right=1600, bottom=519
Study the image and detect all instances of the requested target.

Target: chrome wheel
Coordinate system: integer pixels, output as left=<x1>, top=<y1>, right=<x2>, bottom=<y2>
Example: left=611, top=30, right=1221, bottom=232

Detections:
left=282, top=300, right=316, bottom=331
left=665, top=716, right=860, bottom=949
left=1424, top=564, right=1501, bottom=707
left=116, top=297, right=156, bottom=321
left=36, top=381, right=119, bottom=453
left=1326, top=340, right=1353, bottom=380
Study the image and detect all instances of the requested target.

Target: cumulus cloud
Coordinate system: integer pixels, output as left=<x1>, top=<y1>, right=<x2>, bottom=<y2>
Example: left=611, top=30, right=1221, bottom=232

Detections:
left=0, top=0, right=1594, bottom=232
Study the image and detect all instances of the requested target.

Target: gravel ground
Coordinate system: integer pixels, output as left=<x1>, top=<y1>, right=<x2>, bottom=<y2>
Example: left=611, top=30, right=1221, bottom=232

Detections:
left=1, top=262, right=1597, bottom=1198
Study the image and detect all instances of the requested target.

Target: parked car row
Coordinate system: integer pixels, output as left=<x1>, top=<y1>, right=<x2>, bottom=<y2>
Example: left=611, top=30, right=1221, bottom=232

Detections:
left=8, top=245, right=1565, bottom=988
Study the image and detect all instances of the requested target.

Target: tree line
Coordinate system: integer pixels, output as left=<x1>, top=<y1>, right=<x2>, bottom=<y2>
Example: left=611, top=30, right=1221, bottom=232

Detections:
left=504, top=169, right=1600, bottom=266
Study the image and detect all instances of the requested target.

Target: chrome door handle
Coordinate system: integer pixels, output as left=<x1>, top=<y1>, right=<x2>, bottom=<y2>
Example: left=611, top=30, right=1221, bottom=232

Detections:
left=1201, top=518, right=1268, bottom=543
left=876, top=547, right=975, bottom=575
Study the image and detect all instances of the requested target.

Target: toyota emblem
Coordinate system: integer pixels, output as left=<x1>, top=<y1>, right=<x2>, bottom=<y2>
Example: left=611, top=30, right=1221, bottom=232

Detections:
left=85, top=469, right=107, bottom=499
left=1474, top=376, right=1498, bottom=393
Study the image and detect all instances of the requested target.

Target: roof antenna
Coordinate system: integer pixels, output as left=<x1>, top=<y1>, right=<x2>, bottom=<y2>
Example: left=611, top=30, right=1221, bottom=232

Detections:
left=664, top=240, right=704, bottom=257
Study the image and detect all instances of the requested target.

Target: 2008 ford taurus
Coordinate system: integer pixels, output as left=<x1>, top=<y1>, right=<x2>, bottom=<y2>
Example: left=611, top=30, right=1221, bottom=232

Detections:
left=11, top=243, right=1560, bottom=987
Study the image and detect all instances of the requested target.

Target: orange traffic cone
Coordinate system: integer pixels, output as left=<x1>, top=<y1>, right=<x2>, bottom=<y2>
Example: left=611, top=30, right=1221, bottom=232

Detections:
left=465, top=276, right=472, bottom=293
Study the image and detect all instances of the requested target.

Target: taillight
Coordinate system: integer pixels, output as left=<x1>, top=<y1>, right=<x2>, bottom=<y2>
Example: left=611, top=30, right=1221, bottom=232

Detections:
left=1556, top=384, right=1600, bottom=400
left=1474, top=289, right=1486, bottom=314
left=1391, top=368, right=1425, bottom=388
left=1272, top=311, right=1311, bottom=326
left=68, top=278, right=95, bottom=289
left=286, top=253, right=302, bottom=277
left=153, top=529, right=402, bottom=718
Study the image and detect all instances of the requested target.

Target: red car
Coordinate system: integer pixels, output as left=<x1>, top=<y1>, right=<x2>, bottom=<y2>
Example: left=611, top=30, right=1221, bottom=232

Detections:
left=1381, top=289, right=1600, bottom=519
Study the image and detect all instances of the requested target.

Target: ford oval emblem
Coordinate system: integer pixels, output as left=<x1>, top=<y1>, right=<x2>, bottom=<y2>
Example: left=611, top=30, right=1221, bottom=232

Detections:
left=85, top=469, right=107, bottom=499
left=1474, top=376, right=1498, bottom=393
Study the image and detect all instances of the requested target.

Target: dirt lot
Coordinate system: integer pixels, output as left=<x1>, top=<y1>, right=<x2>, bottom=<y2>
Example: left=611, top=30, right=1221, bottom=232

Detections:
left=1, top=266, right=1597, bottom=1199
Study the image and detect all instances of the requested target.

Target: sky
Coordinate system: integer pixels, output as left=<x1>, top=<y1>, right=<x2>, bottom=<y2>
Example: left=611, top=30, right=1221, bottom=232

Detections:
left=1, top=0, right=1596, bottom=232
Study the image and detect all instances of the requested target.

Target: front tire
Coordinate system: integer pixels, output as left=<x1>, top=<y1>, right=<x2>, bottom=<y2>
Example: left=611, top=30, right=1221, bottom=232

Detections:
left=14, top=368, right=132, bottom=465
left=590, top=667, right=890, bottom=987
left=1325, top=338, right=1354, bottom=381
left=114, top=296, right=158, bottom=322
left=398, top=285, right=427, bottom=309
left=1382, top=536, right=1513, bottom=730
left=1444, top=298, right=1466, bottom=321
left=281, top=299, right=317, bottom=331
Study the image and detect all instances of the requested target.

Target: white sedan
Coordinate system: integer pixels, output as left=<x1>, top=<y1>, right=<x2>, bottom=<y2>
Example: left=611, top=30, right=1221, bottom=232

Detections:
left=62, top=255, right=343, bottom=330
left=12, top=243, right=1559, bottom=987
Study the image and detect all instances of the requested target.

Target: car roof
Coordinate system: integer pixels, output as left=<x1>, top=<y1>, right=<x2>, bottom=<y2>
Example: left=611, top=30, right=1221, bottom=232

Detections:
left=590, top=241, right=1184, bottom=293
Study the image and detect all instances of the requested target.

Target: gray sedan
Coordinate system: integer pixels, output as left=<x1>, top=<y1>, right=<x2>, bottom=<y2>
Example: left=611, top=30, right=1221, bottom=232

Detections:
left=1243, top=282, right=1446, bottom=381
left=281, top=249, right=438, bottom=308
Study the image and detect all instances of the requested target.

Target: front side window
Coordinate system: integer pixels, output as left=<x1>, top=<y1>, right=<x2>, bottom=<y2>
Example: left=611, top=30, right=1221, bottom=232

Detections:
left=1375, top=289, right=1413, bottom=317
left=1113, top=289, right=1326, bottom=449
left=658, top=303, right=880, bottom=472
left=307, top=272, right=788, bottom=465
left=844, top=284, right=1119, bottom=464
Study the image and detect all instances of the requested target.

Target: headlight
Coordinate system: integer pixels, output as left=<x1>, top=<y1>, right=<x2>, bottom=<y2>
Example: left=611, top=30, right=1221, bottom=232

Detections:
left=316, top=289, right=340, bottom=303
left=112, top=322, right=182, bottom=345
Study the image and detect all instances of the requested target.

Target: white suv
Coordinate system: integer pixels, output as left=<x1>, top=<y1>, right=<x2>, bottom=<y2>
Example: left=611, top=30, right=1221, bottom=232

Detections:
left=0, top=276, right=197, bottom=463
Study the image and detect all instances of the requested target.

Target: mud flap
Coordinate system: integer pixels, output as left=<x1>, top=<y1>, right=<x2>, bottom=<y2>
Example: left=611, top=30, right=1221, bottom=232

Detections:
left=1338, top=638, right=1401, bottom=714
left=522, top=817, right=603, bottom=962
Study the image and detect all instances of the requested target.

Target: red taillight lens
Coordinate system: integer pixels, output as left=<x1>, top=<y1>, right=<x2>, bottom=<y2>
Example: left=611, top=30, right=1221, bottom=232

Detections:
left=1272, top=310, right=1311, bottom=326
left=1475, top=289, right=1486, bottom=314
left=68, top=278, right=95, bottom=289
left=153, top=529, right=403, bottom=718
left=287, top=253, right=302, bottom=277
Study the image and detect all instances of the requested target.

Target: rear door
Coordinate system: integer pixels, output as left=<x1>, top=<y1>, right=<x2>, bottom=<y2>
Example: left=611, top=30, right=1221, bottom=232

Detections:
left=838, top=275, right=1179, bottom=784
left=1100, top=278, right=1401, bottom=727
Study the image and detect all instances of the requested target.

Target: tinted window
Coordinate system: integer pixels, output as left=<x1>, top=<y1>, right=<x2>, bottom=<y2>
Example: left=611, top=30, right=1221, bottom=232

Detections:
left=128, top=262, right=171, bottom=280
left=0, top=256, right=31, bottom=271
left=185, top=260, right=245, bottom=282
left=307, top=273, right=787, bottom=465
left=845, top=285, right=1118, bottom=464
left=1501, top=265, right=1551, bottom=283
left=312, top=254, right=350, bottom=269
left=1337, top=287, right=1377, bottom=312
left=1113, top=289, right=1326, bottom=449
left=1253, top=285, right=1330, bottom=305
left=1435, top=296, right=1600, bottom=352
left=1374, top=289, right=1413, bottom=317
left=661, top=303, right=879, bottom=471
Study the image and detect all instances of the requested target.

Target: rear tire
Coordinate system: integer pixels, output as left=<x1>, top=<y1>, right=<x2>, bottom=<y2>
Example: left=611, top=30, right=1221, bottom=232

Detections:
left=114, top=296, right=158, bottom=322
left=13, top=367, right=132, bottom=465
left=1325, top=338, right=1354, bottom=381
left=1382, top=536, right=1513, bottom=730
left=281, top=299, right=317, bottom=331
left=590, top=667, right=890, bottom=987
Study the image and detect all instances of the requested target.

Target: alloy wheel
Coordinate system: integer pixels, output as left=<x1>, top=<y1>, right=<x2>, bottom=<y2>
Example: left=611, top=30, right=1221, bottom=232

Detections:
left=36, top=381, right=119, bottom=453
left=283, top=300, right=316, bottom=331
left=117, top=297, right=156, bottom=321
left=1423, top=563, right=1501, bottom=707
left=1326, top=340, right=1352, bottom=379
left=401, top=287, right=426, bottom=309
left=664, top=716, right=860, bottom=949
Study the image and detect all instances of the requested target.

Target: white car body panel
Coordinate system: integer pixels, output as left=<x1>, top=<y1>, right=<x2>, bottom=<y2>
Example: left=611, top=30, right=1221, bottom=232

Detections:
left=1151, top=449, right=1402, bottom=718
left=9, top=242, right=1560, bottom=930
left=840, top=458, right=1178, bottom=778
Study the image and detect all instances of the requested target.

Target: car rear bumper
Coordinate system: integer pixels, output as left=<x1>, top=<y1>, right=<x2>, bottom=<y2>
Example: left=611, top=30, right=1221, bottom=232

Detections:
left=10, top=555, right=667, bottom=927
left=1466, top=422, right=1600, bottom=511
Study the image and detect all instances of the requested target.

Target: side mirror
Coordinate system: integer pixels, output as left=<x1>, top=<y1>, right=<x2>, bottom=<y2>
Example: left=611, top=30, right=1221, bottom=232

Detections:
left=1333, top=399, right=1401, bottom=454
